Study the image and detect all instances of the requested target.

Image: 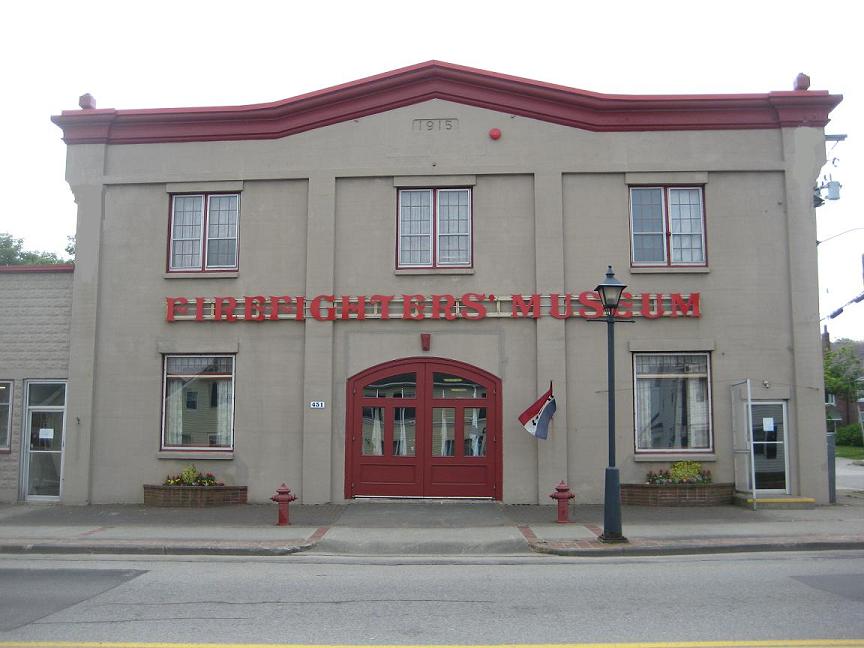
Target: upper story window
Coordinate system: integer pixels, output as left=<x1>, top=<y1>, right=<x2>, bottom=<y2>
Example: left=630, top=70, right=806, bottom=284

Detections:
left=169, top=194, right=239, bottom=271
left=630, top=187, right=705, bottom=267
left=397, top=188, right=472, bottom=268
left=634, top=353, right=712, bottom=453
left=0, top=381, right=11, bottom=451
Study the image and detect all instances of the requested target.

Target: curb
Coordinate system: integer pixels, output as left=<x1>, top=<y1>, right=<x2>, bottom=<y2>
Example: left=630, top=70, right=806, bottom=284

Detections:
left=1, top=538, right=863, bottom=558
left=0, top=541, right=314, bottom=557
left=530, top=539, right=864, bottom=557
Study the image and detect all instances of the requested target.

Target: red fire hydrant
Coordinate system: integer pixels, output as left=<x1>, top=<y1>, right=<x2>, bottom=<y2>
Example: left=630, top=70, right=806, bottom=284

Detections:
left=271, top=483, right=297, bottom=526
left=549, top=480, right=575, bottom=523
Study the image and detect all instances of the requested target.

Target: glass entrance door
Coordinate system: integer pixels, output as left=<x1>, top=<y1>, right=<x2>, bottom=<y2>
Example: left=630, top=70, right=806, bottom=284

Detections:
left=751, top=401, right=788, bottom=493
left=23, top=382, right=67, bottom=499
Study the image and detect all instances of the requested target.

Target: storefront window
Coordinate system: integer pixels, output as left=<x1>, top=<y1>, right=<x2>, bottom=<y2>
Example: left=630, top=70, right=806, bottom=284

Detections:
left=634, top=353, right=711, bottom=452
left=162, top=355, right=234, bottom=449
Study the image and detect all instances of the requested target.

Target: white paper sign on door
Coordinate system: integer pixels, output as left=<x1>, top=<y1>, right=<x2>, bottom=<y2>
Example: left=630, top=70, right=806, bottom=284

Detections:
left=762, top=418, right=775, bottom=432
left=39, top=428, right=54, bottom=440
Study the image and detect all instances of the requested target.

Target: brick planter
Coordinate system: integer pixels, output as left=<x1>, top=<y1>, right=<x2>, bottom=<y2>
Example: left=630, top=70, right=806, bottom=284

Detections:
left=143, top=484, right=248, bottom=507
left=621, top=482, right=734, bottom=506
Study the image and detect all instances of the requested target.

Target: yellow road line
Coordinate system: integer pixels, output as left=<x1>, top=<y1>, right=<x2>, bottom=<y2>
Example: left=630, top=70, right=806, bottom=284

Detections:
left=2, top=641, right=864, bottom=648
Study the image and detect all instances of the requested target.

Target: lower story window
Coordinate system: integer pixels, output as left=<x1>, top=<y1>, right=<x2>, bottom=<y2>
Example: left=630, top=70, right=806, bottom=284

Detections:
left=0, top=381, right=11, bottom=450
left=634, top=353, right=711, bottom=452
left=162, top=355, right=234, bottom=449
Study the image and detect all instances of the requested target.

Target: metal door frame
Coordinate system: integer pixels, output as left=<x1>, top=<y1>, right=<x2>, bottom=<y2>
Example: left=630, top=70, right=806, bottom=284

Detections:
left=730, top=379, right=757, bottom=508
left=20, top=380, right=67, bottom=501
left=751, top=399, right=790, bottom=495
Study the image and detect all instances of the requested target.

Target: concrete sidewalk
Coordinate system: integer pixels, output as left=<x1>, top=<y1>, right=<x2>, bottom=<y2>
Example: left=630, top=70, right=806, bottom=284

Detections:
left=1, top=491, right=864, bottom=558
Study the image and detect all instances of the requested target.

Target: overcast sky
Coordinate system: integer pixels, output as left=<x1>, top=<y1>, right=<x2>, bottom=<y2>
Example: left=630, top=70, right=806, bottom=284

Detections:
left=2, top=0, right=860, bottom=339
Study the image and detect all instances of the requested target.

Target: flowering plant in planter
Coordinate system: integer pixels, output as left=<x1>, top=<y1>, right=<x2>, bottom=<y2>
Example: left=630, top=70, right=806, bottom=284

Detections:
left=163, top=464, right=223, bottom=487
left=646, top=460, right=711, bottom=485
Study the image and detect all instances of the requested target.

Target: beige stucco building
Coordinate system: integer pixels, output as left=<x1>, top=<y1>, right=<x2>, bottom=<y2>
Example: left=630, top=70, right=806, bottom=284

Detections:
left=5, top=62, right=842, bottom=505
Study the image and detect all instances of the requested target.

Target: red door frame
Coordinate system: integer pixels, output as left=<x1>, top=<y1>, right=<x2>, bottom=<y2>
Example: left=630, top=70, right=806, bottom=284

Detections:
left=345, top=357, right=502, bottom=499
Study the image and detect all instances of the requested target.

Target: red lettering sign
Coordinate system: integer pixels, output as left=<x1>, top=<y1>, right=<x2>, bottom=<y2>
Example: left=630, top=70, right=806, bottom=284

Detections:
left=511, top=294, right=541, bottom=319
left=165, top=291, right=701, bottom=322
left=244, top=296, right=267, bottom=322
left=166, top=296, right=188, bottom=322
left=461, top=293, right=487, bottom=320
left=311, top=295, right=336, bottom=321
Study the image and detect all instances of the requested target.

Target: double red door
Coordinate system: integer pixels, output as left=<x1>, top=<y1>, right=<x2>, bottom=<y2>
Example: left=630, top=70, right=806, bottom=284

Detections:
left=346, top=358, right=501, bottom=499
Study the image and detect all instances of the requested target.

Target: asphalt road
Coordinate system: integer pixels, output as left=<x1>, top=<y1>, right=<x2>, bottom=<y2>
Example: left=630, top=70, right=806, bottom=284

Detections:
left=1, top=552, right=863, bottom=646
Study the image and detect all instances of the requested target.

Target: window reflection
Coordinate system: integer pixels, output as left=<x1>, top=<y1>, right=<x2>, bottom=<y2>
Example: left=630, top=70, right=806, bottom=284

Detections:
left=433, top=373, right=485, bottom=399
left=463, top=408, right=487, bottom=457
left=362, top=407, right=384, bottom=456
left=392, top=407, right=416, bottom=456
left=431, top=408, right=455, bottom=456
left=363, top=373, right=416, bottom=398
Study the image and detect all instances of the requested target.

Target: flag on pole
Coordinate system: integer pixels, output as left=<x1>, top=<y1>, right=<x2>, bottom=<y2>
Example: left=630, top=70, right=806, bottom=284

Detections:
left=518, top=383, right=557, bottom=440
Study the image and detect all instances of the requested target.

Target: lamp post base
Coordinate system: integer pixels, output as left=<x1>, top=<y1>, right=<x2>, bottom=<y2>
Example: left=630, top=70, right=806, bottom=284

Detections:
left=600, top=466, right=629, bottom=544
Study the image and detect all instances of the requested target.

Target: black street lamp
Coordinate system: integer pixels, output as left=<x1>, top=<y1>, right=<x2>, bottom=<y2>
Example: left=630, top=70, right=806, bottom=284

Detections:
left=595, top=265, right=629, bottom=543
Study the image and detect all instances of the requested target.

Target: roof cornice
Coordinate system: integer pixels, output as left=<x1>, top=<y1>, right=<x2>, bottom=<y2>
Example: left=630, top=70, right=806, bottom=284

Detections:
left=51, top=61, right=843, bottom=145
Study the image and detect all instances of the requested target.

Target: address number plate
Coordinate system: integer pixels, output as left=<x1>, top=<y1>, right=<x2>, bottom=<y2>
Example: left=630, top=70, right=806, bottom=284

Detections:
left=310, top=401, right=326, bottom=409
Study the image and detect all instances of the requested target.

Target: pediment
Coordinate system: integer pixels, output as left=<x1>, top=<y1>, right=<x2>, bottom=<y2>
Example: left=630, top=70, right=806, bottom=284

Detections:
left=52, top=61, right=842, bottom=145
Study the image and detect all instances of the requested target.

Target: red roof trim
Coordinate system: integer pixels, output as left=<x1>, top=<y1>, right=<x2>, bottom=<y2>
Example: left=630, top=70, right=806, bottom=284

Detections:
left=0, top=264, right=75, bottom=274
left=51, top=61, right=842, bottom=144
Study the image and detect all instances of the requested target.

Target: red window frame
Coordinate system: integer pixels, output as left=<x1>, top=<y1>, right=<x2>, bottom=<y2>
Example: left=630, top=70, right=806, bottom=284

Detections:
left=160, top=354, right=235, bottom=452
left=396, top=188, right=473, bottom=269
left=167, top=193, right=240, bottom=272
left=632, top=352, right=714, bottom=454
left=629, top=185, right=707, bottom=268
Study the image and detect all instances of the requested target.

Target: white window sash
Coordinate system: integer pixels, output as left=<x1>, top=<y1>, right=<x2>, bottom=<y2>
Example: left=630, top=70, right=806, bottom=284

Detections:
left=629, top=187, right=667, bottom=266
left=435, top=188, right=472, bottom=267
left=169, top=195, right=205, bottom=271
left=398, top=189, right=434, bottom=267
left=203, top=194, right=240, bottom=270
left=668, top=187, right=705, bottom=265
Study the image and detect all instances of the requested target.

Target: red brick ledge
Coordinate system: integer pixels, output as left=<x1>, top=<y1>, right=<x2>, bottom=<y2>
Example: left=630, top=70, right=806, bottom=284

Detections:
left=621, top=482, right=734, bottom=506
left=0, top=264, right=74, bottom=273
left=143, top=484, right=248, bottom=507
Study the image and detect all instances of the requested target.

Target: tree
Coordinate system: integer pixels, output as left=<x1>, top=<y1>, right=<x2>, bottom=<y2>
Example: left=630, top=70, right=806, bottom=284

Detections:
left=824, top=342, right=863, bottom=424
left=0, top=232, right=71, bottom=265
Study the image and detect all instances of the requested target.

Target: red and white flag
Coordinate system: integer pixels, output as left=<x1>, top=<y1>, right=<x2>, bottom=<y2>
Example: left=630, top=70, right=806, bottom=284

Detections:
left=518, top=383, right=557, bottom=440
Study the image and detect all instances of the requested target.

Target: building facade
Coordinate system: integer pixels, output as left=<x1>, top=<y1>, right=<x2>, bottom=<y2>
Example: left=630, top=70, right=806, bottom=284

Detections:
left=30, top=62, right=842, bottom=504
left=0, top=265, right=73, bottom=501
